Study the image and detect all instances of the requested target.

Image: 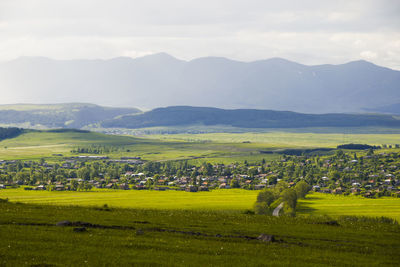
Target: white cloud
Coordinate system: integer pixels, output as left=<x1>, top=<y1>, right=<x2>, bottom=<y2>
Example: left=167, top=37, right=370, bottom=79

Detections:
left=360, top=50, right=378, bottom=60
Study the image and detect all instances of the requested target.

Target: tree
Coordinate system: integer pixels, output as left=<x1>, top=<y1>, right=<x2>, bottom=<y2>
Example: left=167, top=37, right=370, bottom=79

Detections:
left=294, top=180, right=310, bottom=199
left=230, top=179, right=240, bottom=188
left=257, top=189, right=276, bottom=206
left=274, top=181, right=289, bottom=194
left=254, top=189, right=277, bottom=215
left=281, top=188, right=298, bottom=210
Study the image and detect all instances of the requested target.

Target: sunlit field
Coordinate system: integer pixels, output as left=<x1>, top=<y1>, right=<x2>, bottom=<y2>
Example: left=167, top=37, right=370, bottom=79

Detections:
left=297, top=192, right=400, bottom=222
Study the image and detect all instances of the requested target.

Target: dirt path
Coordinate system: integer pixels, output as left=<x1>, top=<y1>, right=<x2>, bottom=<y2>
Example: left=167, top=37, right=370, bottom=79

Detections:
left=273, top=202, right=284, bottom=217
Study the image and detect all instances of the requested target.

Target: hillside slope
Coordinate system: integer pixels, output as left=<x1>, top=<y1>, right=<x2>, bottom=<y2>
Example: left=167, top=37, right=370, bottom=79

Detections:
left=1, top=54, right=399, bottom=113
left=0, top=103, right=141, bottom=128
left=102, top=106, right=400, bottom=129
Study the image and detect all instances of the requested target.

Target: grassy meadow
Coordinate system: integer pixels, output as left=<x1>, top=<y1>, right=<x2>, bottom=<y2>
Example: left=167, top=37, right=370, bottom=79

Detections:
left=298, top=192, right=400, bottom=222
left=0, top=188, right=258, bottom=211
left=0, top=130, right=274, bottom=162
left=2, top=188, right=400, bottom=222
left=1, top=200, right=400, bottom=266
left=1, top=129, right=399, bottom=163
left=148, top=131, right=400, bottom=148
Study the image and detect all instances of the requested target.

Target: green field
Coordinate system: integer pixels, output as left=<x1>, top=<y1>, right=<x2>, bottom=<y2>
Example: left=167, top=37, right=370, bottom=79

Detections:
left=1, top=200, right=400, bottom=266
left=298, top=192, right=400, bottom=221
left=0, top=188, right=258, bottom=210
left=2, top=188, right=400, bottom=222
left=0, top=130, right=282, bottom=162
left=1, top=130, right=399, bottom=163
left=148, top=132, right=400, bottom=148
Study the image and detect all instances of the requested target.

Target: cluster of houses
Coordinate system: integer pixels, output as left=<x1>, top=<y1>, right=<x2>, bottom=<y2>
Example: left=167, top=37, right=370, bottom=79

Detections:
left=1, top=151, right=400, bottom=198
left=311, top=174, right=400, bottom=198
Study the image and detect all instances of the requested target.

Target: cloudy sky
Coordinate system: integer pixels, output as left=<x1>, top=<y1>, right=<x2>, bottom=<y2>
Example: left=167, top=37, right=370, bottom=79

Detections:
left=0, top=0, right=399, bottom=69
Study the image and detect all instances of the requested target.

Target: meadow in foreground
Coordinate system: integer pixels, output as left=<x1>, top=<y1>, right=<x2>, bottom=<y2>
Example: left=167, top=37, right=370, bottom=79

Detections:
left=0, top=200, right=399, bottom=266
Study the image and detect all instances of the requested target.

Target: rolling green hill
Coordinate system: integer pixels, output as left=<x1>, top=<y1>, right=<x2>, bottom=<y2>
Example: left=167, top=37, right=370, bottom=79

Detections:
left=0, top=103, right=141, bottom=129
left=102, top=106, right=400, bottom=129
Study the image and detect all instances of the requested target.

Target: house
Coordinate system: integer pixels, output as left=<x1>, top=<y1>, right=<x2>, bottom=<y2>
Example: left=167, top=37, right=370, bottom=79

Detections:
left=186, top=185, right=198, bottom=192
left=351, top=188, right=361, bottom=194
left=333, top=187, right=343, bottom=194
left=312, top=185, right=320, bottom=192
left=321, top=188, right=331, bottom=194
left=36, top=185, right=46, bottom=190
left=119, top=183, right=130, bottom=190
left=218, top=178, right=227, bottom=183
left=135, top=184, right=146, bottom=190
left=55, top=185, right=65, bottom=191
left=153, top=187, right=166, bottom=191
left=199, top=186, right=209, bottom=191
left=105, top=183, right=114, bottom=189
left=0, top=184, right=5, bottom=189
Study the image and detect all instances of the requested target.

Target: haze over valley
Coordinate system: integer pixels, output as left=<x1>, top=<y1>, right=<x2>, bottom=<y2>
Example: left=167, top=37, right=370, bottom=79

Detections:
left=1, top=53, right=400, bottom=114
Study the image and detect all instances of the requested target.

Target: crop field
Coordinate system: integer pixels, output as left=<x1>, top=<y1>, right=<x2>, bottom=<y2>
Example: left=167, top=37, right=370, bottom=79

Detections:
left=0, top=200, right=399, bottom=266
left=0, top=130, right=281, bottom=162
left=149, top=132, right=400, bottom=148
left=1, top=130, right=399, bottom=163
left=297, top=192, right=400, bottom=222
left=2, top=189, right=400, bottom=222
left=0, top=188, right=258, bottom=210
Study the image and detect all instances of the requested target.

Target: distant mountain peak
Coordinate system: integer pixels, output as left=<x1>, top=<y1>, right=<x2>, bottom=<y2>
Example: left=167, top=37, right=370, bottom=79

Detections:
left=1, top=54, right=399, bottom=113
left=139, top=52, right=182, bottom=62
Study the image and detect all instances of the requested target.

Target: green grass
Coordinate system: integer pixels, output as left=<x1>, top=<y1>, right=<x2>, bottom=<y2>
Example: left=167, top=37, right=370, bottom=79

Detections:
left=2, top=129, right=399, bottom=163
left=0, top=200, right=399, bottom=266
left=0, top=188, right=258, bottom=210
left=3, top=189, right=400, bottom=222
left=148, top=132, right=400, bottom=148
left=0, top=130, right=281, bottom=163
left=298, top=192, right=400, bottom=222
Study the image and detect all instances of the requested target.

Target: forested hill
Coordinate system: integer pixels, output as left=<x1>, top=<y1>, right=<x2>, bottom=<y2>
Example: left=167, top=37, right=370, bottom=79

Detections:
left=0, top=127, right=24, bottom=141
left=102, top=106, right=400, bottom=129
left=0, top=103, right=141, bottom=129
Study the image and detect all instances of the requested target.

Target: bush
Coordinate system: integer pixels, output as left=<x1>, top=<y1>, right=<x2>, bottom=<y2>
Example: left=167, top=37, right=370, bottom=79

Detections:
left=254, top=202, right=272, bottom=215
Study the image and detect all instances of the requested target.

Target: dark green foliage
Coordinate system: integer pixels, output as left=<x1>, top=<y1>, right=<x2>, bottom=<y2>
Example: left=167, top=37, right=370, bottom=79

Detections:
left=294, top=181, right=310, bottom=199
left=0, top=127, right=23, bottom=141
left=337, top=143, right=380, bottom=150
left=102, top=106, right=400, bottom=129
left=281, top=188, right=298, bottom=211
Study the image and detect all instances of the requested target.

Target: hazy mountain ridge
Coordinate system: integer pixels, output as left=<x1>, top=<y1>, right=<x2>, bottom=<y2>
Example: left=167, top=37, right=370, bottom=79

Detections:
left=0, top=103, right=141, bottom=128
left=101, top=106, right=400, bottom=129
left=365, top=103, right=400, bottom=115
left=1, top=53, right=399, bottom=113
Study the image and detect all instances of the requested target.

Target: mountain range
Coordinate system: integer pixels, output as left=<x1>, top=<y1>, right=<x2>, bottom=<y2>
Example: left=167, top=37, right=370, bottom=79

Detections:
left=1, top=53, right=399, bottom=113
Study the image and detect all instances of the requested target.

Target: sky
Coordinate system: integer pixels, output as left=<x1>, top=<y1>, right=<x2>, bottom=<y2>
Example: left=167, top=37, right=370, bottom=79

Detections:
left=0, top=0, right=399, bottom=69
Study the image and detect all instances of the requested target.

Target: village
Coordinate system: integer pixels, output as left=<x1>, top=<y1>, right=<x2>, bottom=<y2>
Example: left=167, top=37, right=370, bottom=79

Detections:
left=0, top=149, right=399, bottom=198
